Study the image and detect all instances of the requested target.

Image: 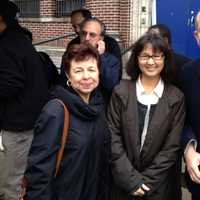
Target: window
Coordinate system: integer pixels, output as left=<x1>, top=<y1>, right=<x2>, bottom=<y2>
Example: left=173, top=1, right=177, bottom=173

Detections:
left=56, top=0, right=85, bottom=17
left=13, top=0, right=40, bottom=18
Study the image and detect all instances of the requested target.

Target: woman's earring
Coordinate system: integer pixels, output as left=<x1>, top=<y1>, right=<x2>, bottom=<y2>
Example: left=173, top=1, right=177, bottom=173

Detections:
left=66, top=80, right=71, bottom=87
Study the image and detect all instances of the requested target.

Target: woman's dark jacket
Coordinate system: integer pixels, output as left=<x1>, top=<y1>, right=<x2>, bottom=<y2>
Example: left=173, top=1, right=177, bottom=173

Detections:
left=107, top=80, right=185, bottom=200
left=24, top=86, right=110, bottom=200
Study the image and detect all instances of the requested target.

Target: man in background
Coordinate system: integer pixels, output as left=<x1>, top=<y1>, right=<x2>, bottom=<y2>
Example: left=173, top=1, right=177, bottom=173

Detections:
left=68, top=9, right=122, bottom=64
left=148, top=24, right=191, bottom=87
left=80, top=17, right=121, bottom=96
left=68, top=9, right=92, bottom=47
left=180, top=11, right=200, bottom=200
left=0, top=1, right=48, bottom=199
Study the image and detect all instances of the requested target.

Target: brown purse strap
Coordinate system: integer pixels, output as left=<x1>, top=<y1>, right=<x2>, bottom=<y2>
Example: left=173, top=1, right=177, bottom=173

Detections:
left=54, top=99, right=69, bottom=177
left=18, top=99, right=70, bottom=200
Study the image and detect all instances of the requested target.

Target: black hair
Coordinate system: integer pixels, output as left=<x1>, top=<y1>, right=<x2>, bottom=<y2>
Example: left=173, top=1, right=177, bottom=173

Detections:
left=21, top=27, right=33, bottom=41
left=148, top=24, right=172, bottom=45
left=71, top=9, right=92, bottom=20
left=0, top=0, right=19, bottom=26
left=126, top=32, right=174, bottom=83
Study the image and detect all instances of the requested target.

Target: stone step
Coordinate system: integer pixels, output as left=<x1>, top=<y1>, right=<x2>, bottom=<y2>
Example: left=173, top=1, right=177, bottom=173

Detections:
left=35, top=45, right=66, bottom=70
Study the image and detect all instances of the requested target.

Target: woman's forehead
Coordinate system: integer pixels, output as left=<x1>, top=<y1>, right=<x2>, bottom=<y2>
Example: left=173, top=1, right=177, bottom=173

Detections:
left=141, top=43, right=162, bottom=53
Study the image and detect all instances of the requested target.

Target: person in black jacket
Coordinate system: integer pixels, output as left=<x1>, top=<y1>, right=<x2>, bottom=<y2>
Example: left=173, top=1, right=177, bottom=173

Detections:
left=68, top=9, right=122, bottom=63
left=147, top=24, right=191, bottom=87
left=24, top=43, right=110, bottom=200
left=0, top=1, right=49, bottom=199
left=180, top=11, right=200, bottom=200
left=21, top=27, right=61, bottom=88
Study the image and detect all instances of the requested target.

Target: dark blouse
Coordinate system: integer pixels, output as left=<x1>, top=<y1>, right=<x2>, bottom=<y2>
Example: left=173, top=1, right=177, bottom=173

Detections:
left=137, top=101, right=157, bottom=147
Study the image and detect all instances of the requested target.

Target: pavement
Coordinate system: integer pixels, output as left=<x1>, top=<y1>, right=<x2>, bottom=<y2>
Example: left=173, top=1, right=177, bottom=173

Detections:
left=35, top=45, right=65, bottom=70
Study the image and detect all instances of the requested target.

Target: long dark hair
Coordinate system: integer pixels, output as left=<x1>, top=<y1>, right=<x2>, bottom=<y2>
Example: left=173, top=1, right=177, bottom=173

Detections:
left=126, top=33, right=175, bottom=83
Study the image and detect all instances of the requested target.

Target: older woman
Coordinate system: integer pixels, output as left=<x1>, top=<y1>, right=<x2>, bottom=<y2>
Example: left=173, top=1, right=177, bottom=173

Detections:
left=24, top=43, right=110, bottom=200
left=108, top=33, right=185, bottom=200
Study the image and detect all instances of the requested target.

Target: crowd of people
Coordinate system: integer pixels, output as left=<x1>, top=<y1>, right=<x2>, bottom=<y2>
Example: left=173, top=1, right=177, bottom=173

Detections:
left=0, top=0, right=200, bottom=200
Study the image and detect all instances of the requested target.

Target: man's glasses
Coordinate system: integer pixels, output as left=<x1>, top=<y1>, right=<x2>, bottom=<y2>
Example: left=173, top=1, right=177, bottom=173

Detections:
left=80, top=31, right=98, bottom=38
left=138, top=54, right=164, bottom=62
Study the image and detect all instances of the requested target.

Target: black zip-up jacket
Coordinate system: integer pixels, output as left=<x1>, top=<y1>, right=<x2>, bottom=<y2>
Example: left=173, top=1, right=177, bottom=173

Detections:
left=0, top=24, right=49, bottom=131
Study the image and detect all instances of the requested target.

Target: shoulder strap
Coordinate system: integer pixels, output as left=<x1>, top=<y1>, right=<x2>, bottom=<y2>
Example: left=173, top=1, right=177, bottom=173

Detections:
left=54, top=99, right=70, bottom=177
left=18, top=99, right=69, bottom=200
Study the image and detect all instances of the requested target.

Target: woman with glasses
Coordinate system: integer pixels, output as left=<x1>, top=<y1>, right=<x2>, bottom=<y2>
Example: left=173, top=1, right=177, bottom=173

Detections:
left=108, top=33, right=185, bottom=200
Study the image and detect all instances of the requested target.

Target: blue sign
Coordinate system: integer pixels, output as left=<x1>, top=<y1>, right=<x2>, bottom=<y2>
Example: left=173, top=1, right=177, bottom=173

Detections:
left=155, top=0, right=200, bottom=59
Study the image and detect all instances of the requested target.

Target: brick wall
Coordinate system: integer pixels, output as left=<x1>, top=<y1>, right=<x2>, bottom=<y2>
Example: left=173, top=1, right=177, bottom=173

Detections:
left=120, top=0, right=131, bottom=48
left=85, top=0, right=120, bottom=33
left=19, top=0, right=131, bottom=48
left=21, top=21, right=72, bottom=47
left=40, top=0, right=55, bottom=17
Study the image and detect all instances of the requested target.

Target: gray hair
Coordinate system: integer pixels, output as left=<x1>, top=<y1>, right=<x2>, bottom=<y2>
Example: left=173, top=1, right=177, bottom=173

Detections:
left=80, top=17, right=106, bottom=36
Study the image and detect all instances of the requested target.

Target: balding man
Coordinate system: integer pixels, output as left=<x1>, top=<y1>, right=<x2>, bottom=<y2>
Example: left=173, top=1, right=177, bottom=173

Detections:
left=80, top=18, right=121, bottom=105
left=68, top=9, right=122, bottom=64
left=180, top=11, right=200, bottom=200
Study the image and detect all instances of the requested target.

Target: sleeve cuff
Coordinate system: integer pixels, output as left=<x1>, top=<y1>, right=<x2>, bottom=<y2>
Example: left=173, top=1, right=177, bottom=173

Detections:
left=184, top=139, right=197, bottom=155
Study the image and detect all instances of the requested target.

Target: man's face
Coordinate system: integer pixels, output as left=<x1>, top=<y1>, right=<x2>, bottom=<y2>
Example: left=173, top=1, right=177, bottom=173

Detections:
left=194, top=13, right=200, bottom=46
left=148, top=28, right=169, bottom=45
left=80, top=21, right=103, bottom=47
left=71, top=12, right=84, bottom=35
left=0, top=16, right=6, bottom=33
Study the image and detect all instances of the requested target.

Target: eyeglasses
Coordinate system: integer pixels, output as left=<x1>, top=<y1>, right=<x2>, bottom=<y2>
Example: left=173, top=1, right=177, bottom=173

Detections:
left=138, top=54, right=164, bottom=62
left=80, top=31, right=98, bottom=38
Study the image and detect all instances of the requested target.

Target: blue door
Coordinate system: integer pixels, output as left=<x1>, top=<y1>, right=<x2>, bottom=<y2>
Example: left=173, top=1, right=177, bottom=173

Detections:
left=156, top=0, right=200, bottom=59
left=185, top=2, right=200, bottom=59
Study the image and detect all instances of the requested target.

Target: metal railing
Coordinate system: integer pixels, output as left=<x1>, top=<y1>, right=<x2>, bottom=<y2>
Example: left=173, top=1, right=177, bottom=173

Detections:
left=33, top=33, right=76, bottom=46
left=34, top=33, right=133, bottom=57
left=33, top=33, right=133, bottom=76
left=120, top=44, right=134, bottom=56
left=55, top=0, right=85, bottom=17
left=14, top=0, right=40, bottom=18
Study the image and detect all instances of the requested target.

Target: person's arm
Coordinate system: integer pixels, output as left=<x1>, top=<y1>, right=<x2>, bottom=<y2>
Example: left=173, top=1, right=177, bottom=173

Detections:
left=100, top=52, right=121, bottom=92
left=24, top=100, right=64, bottom=200
left=183, top=125, right=200, bottom=184
left=182, top=123, right=197, bottom=151
left=104, top=35, right=122, bottom=79
left=141, top=94, right=185, bottom=194
left=107, top=88, right=144, bottom=193
left=0, top=49, right=25, bottom=99
left=185, top=142, right=200, bottom=183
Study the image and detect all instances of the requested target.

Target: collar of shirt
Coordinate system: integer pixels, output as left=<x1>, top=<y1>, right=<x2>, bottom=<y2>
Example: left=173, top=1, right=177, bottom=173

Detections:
left=136, top=76, right=164, bottom=105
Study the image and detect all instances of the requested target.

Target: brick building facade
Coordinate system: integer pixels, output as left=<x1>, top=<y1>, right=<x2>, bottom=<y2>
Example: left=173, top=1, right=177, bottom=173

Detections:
left=16, top=0, right=152, bottom=49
